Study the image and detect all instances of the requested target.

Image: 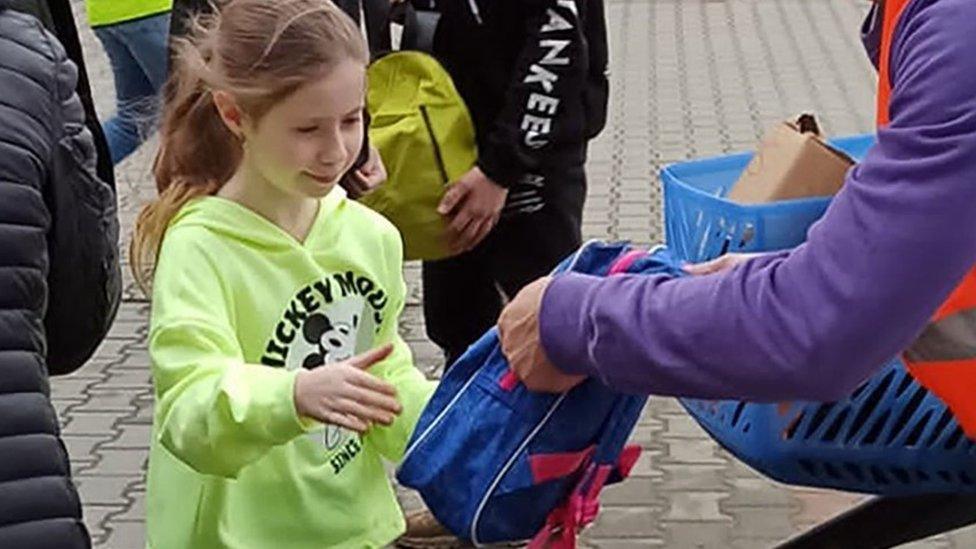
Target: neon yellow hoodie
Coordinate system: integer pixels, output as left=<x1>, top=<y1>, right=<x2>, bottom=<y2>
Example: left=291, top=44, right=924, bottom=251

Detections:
left=146, top=190, right=435, bottom=549
left=85, top=0, right=172, bottom=28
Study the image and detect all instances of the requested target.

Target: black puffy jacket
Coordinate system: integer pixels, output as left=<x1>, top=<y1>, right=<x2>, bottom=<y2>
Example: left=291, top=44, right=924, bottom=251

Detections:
left=0, top=5, right=121, bottom=549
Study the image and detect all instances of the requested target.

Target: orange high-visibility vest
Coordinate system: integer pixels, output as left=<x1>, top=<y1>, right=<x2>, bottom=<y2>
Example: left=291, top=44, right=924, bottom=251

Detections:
left=879, top=0, right=976, bottom=437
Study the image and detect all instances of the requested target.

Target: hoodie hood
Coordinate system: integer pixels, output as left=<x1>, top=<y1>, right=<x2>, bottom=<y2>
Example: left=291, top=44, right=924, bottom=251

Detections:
left=167, top=187, right=347, bottom=250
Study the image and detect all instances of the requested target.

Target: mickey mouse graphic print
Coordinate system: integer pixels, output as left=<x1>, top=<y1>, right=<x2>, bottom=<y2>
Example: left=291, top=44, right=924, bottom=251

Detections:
left=261, top=269, right=388, bottom=456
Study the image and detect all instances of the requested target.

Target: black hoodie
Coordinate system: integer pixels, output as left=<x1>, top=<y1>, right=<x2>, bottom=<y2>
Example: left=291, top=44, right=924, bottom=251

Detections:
left=432, top=0, right=609, bottom=189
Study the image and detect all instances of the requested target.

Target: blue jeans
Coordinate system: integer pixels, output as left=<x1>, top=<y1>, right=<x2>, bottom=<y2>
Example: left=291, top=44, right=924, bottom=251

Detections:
left=93, top=12, right=171, bottom=164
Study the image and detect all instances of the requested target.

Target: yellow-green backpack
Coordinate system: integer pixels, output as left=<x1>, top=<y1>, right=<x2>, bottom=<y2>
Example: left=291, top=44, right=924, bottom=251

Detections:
left=359, top=6, right=477, bottom=261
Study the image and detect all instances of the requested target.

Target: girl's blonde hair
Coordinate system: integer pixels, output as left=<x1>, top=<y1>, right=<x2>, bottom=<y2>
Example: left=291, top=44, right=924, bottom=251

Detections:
left=131, top=0, right=368, bottom=293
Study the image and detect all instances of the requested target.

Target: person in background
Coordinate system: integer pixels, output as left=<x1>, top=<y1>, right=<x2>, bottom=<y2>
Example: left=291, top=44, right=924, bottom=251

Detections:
left=0, top=2, right=122, bottom=547
left=420, top=0, right=610, bottom=368
left=85, top=0, right=173, bottom=163
left=10, top=0, right=115, bottom=187
left=397, top=2, right=610, bottom=545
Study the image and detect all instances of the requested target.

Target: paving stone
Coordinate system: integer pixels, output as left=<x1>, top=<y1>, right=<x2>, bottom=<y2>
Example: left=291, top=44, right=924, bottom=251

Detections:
left=789, top=488, right=866, bottom=531
left=75, top=475, right=140, bottom=506
left=73, top=389, right=137, bottom=413
left=63, top=435, right=113, bottom=462
left=628, top=424, right=659, bottom=446
left=65, top=358, right=118, bottom=379
left=51, top=378, right=100, bottom=401
left=661, top=413, right=711, bottom=439
left=111, top=303, right=152, bottom=324
left=63, top=412, right=120, bottom=436
left=103, top=323, right=146, bottom=341
left=113, top=490, right=146, bottom=522
left=91, top=449, right=149, bottom=477
left=661, top=522, right=733, bottom=549
left=902, top=537, right=952, bottom=549
left=657, top=464, right=728, bottom=492
left=722, top=478, right=796, bottom=508
left=662, top=439, right=728, bottom=466
left=91, top=339, right=130, bottom=360
left=663, top=492, right=731, bottom=522
left=601, top=478, right=663, bottom=507
left=52, top=398, right=85, bottom=419
left=102, top=423, right=152, bottom=450
left=946, top=525, right=976, bottom=548
left=96, top=521, right=146, bottom=549
left=651, top=398, right=688, bottom=415
left=129, top=401, right=155, bottom=425
left=728, top=506, right=796, bottom=539
left=116, top=349, right=151, bottom=370
left=82, top=504, right=126, bottom=543
left=99, top=370, right=153, bottom=389
left=585, top=507, right=663, bottom=539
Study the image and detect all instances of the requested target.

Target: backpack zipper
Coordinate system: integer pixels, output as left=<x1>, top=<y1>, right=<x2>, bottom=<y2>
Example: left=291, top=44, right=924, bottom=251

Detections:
left=419, top=104, right=452, bottom=185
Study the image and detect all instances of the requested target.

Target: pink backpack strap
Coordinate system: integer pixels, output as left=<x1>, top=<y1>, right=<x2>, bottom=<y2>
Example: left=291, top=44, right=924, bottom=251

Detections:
left=499, top=370, right=520, bottom=391
left=607, top=250, right=646, bottom=276
left=528, top=445, right=644, bottom=549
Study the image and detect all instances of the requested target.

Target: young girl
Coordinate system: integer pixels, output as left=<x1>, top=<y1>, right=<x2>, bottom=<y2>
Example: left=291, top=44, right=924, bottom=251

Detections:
left=131, top=1, right=435, bottom=546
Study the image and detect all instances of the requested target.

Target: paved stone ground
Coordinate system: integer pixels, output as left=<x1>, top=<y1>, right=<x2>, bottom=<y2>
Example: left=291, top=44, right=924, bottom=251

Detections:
left=55, top=0, right=976, bottom=547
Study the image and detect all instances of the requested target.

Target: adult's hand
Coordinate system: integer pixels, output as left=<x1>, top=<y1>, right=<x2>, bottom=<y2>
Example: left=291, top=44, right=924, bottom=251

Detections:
left=498, top=277, right=586, bottom=393
left=683, top=252, right=767, bottom=275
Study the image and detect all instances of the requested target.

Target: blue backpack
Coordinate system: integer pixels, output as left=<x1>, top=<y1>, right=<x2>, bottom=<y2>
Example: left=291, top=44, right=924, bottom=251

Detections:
left=397, top=241, right=686, bottom=547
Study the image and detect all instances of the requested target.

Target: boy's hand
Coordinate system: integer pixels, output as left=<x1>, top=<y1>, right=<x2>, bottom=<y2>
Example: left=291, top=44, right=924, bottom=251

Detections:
left=438, top=166, right=508, bottom=254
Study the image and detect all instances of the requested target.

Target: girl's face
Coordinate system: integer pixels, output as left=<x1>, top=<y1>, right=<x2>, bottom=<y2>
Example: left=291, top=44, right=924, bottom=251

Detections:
left=233, top=60, right=366, bottom=199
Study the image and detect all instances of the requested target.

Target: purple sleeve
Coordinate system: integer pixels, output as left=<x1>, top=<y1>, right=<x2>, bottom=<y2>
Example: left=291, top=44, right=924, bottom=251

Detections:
left=539, top=0, right=976, bottom=402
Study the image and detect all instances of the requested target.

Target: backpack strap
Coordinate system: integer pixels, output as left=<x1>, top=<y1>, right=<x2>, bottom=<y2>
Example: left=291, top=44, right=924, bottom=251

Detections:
left=529, top=396, right=647, bottom=549
left=607, top=249, right=647, bottom=276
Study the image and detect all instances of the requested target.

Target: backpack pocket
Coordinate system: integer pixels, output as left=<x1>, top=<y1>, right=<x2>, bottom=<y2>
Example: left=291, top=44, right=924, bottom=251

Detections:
left=397, top=340, right=556, bottom=535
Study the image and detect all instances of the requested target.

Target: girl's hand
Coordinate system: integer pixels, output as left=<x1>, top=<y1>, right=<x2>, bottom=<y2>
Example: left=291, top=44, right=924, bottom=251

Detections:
left=348, top=145, right=387, bottom=198
left=293, top=344, right=402, bottom=433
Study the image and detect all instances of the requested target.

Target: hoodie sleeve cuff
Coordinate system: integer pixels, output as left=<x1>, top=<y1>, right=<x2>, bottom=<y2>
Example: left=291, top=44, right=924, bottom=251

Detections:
left=287, top=370, right=324, bottom=434
left=539, top=273, right=603, bottom=377
left=477, top=153, right=519, bottom=189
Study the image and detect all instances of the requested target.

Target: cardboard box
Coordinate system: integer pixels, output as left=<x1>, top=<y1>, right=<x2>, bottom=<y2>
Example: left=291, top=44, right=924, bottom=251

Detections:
left=727, top=114, right=855, bottom=204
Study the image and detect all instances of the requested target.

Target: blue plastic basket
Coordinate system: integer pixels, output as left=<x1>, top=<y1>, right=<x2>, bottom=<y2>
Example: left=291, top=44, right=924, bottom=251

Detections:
left=662, top=134, right=875, bottom=262
left=664, top=133, right=976, bottom=495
